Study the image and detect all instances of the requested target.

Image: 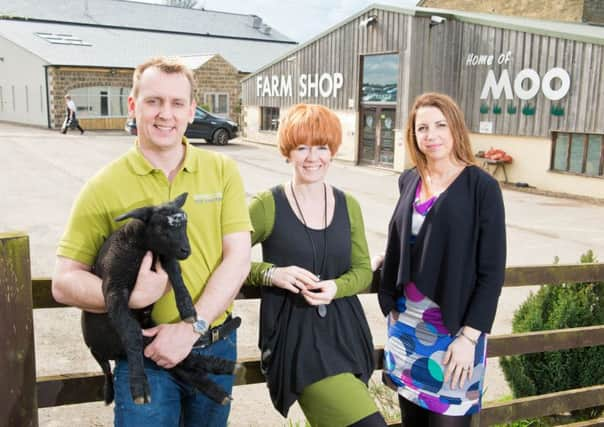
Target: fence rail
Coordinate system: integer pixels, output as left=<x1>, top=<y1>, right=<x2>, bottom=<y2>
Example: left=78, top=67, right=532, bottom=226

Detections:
left=2, top=233, right=604, bottom=426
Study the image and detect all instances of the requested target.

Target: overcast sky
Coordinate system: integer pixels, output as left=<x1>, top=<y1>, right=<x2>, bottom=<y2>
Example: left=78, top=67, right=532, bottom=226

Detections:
left=135, top=0, right=420, bottom=43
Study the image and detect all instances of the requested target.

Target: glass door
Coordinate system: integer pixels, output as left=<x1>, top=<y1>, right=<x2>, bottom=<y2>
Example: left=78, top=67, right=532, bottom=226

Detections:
left=378, top=108, right=395, bottom=166
left=359, top=106, right=395, bottom=167
left=360, top=108, right=377, bottom=163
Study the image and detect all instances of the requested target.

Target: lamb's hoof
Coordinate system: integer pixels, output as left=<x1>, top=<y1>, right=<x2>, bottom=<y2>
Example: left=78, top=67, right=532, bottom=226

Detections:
left=183, top=315, right=196, bottom=324
left=131, top=378, right=151, bottom=405
left=220, top=395, right=233, bottom=406
left=134, top=395, right=151, bottom=405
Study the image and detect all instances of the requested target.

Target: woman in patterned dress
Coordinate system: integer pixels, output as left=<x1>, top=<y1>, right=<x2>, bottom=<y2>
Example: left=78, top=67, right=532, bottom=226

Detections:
left=378, top=93, right=506, bottom=426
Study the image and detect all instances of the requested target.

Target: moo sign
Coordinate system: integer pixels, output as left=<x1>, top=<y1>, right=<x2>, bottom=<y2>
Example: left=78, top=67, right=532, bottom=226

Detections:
left=480, top=68, right=571, bottom=101
left=256, top=73, right=344, bottom=98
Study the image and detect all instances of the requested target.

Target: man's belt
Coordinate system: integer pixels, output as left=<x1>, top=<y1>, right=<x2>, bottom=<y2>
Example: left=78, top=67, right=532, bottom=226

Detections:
left=193, top=315, right=241, bottom=348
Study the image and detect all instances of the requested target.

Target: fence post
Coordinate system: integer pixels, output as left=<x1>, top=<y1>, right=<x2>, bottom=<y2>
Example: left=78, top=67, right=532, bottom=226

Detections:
left=0, top=232, right=38, bottom=427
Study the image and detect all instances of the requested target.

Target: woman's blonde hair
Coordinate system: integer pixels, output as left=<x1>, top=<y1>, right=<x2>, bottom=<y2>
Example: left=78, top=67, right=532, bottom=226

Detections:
left=405, top=92, right=475, bottom=179
left=278, top=104, right=342, bottom=157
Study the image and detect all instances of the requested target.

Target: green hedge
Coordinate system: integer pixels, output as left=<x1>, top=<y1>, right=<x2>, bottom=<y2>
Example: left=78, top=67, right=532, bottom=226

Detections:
left=501, top=251, right=604, bottom=406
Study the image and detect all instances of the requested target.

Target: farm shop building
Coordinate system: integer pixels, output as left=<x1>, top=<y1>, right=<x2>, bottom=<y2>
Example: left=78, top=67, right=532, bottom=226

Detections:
left=241, top=5, right=604, bottom=199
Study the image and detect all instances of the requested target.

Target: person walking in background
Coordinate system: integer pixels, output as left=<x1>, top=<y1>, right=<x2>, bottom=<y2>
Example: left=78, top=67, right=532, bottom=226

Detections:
left=379, top=92, right=506, bottom=426
left=246, top=104, right=387, bottom=426
left=61, top=94, right=85, bottom=134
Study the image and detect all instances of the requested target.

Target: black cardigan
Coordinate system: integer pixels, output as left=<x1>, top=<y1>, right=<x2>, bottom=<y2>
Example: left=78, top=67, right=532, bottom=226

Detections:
left=378, top=165, right=506, bottom=335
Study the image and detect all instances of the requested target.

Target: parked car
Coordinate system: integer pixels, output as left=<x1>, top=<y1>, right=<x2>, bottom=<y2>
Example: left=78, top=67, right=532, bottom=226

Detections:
left=124, top=106, right=238, bottom=145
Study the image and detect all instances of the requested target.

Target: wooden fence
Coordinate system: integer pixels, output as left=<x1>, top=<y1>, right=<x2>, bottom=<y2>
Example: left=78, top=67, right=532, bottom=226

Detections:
left=2, top=232, right=604, bottom=426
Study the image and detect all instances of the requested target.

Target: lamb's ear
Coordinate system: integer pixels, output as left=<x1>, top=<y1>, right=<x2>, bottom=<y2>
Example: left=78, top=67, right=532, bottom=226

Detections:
left=172, top=192, right=188, bottom=208
left=115, top=206, right=153, bottom=223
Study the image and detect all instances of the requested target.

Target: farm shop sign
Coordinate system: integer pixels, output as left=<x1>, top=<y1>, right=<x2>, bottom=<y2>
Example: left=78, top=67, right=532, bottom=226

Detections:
left=466, top=52, right=571, bottom=101
left=256, top=73, right=344, bottom=98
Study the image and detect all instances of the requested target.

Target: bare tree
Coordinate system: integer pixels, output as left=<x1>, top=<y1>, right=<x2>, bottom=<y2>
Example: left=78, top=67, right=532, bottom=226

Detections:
left=165, top=0, right=198, bottom=8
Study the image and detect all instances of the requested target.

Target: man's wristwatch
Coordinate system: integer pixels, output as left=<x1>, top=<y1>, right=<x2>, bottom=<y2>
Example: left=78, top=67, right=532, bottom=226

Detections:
left=192, top=317, right=209, bottom=336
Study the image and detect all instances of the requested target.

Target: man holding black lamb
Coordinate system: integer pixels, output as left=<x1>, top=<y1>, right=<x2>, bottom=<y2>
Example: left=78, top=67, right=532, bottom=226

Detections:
left=52, top=56, right=252, bottom=427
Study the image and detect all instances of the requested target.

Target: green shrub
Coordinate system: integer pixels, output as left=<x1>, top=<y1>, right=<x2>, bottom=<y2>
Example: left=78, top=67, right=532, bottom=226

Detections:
left=500, top=251, right=604, bottom=416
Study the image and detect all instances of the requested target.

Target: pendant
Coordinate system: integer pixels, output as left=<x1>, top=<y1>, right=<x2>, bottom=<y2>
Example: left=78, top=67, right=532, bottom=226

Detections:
left=318, top=304, right=327, bottom=318
left=315, top=274, right=327, bottom=317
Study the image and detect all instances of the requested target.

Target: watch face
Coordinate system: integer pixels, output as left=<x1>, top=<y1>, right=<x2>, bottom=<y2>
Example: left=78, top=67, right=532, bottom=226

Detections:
left=193, top=319, right=208, bottom=334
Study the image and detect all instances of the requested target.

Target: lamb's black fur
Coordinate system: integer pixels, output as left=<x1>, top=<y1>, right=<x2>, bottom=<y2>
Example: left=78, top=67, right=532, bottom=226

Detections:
left=81, top=193, right=236, bottom=406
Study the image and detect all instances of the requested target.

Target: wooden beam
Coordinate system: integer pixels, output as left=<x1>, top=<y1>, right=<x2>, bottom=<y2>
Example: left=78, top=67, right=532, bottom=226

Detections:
left=487, top=325, right=604, bottom=357
left=478, top=385, right=604, bottom=426
left=31, top=263, right=604, bottom=309
left=555, top=417, right=604, bottom=427
left=37, top=373, right=104, bottom=408
left=503, top=264, right=604, bottom=287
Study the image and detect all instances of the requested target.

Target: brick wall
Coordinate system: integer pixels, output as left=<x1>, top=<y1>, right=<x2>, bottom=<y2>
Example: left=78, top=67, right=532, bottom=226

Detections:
left=48, top=67, right=132, bottom=129
left=418, top=0, right=584, bottom=22
left=583, top=0, right=604, bottom=23
left=193, top=55, right=242, bottom=123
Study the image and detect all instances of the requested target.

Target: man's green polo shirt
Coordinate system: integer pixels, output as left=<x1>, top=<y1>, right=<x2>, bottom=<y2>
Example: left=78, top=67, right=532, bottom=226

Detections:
left=57, top=138, right=252, bottom=326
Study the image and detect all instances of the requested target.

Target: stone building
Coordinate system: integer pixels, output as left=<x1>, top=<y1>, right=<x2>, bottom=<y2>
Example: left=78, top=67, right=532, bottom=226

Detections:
left=0, top=0, right=296, bottom=129
left=418, top=0, right=604, bottom=24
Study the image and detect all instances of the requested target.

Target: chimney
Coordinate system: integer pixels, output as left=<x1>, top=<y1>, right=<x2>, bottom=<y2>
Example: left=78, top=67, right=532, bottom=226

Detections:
left=252, top=15, right=262, bottom=29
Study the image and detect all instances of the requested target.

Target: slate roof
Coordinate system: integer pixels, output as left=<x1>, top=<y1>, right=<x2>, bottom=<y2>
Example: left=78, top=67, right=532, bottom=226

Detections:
left=0, top=0, right=297, bottom=72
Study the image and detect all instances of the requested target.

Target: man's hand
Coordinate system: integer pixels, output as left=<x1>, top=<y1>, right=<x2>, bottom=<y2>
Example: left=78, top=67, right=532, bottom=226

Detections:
left=128, top=251, right=170, bottom=309
left=142, top=322, right=198, bottom=369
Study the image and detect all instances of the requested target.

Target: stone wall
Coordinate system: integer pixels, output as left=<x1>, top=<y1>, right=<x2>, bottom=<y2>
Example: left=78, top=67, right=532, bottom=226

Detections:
left=418, top=0, right=584, bottom=22
left=48, top=67, right=133, bottom=129
left=193, top=55, right=241, bottom=123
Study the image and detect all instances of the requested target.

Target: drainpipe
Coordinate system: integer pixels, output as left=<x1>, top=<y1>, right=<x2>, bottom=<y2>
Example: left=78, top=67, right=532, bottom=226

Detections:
left=44, top=65, right=51, bottom=128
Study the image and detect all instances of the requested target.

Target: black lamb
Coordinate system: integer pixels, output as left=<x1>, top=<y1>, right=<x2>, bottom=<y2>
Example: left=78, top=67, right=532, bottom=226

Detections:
left=81, top=192, right=237, bottom=406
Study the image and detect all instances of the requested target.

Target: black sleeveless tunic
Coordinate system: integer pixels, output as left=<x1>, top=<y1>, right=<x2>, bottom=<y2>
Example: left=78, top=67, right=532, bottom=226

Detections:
left=259, top=186, right=375, bottom=416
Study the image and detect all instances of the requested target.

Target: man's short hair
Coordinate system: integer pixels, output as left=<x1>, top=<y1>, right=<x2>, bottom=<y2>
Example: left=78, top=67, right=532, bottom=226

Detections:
left=64, top=95, right=71, bottom=100
left=131, top=56, right=196, bottom=101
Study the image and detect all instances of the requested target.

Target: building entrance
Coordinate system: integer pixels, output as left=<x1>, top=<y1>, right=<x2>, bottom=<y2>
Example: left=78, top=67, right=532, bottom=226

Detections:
left=359, top=106, right=395, bottom=166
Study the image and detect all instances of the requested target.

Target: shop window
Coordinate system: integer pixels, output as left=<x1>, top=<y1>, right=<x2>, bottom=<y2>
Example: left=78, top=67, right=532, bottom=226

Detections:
left=361, top=54, right=399, bottom=104
left=69, top=86, right=130, bottom=118
left=205, top=93, right=229, bottom=117
left=551, top=131, right=603, bottom=177
left=261, top=107, right=280, bottom=131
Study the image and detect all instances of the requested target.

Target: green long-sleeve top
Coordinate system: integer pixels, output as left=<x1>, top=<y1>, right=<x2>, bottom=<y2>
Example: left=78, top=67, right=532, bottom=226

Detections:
left=246, top=186, right=372, bottom=298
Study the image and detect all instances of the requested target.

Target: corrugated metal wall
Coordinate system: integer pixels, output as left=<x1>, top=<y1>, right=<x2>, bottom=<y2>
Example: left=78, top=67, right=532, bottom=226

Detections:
left=242, top=10, right=413, bottom=111
left=242, top=8, right=604, bottom=137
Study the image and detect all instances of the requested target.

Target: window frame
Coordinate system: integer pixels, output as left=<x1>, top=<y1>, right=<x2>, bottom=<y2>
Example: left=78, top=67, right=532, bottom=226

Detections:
left=360, top=52, right=400, bottom=106
left=69, top=86, right=130, bottom=118
left=204, top=92, right=229, bottom=117
left=550, top=131, right=604, bottom=178
left=260, top=106, right=280, bottom=132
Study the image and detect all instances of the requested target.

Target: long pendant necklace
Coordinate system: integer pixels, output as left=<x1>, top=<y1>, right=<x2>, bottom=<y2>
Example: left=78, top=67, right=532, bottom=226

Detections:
left=290, top=182, right=328, bottom=318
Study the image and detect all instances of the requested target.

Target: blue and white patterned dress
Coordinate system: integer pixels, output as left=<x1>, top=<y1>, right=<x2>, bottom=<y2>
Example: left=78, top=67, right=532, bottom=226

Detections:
left=383, top=182, right=487, bottom=416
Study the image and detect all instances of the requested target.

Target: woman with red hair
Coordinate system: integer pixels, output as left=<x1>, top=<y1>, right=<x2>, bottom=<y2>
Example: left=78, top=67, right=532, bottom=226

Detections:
left=246, top=104, right=386, bottom=426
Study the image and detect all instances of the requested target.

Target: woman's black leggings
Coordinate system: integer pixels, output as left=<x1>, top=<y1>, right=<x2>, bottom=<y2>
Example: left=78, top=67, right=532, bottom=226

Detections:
left=348, top=411, right=388, bottom=427
left=399, top=396, right=472, bottom=427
